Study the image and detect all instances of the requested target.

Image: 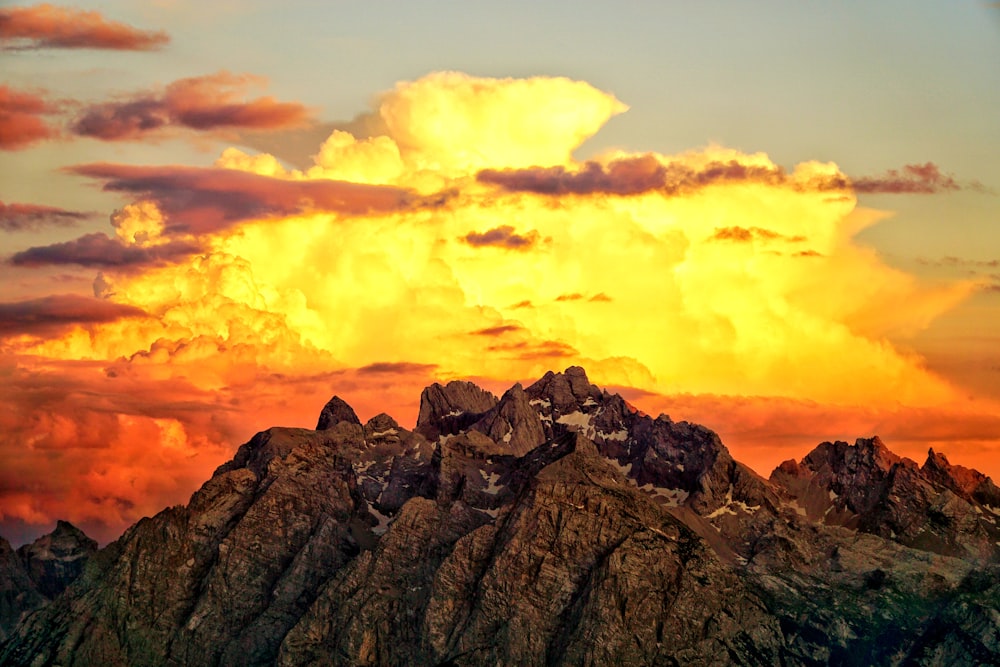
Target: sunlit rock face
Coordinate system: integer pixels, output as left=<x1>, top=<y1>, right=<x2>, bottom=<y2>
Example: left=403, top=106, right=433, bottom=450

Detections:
left=1, top=368, right=998, bottom=666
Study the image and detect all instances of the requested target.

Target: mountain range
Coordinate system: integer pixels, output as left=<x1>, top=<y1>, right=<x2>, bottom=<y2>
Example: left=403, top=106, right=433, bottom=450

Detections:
left=2, top=367, right=998, bottom=665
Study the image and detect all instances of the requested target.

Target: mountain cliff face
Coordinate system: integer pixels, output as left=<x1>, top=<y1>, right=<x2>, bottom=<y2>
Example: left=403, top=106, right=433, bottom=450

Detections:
left=770, top=437, right=1000, bottom=561
left=0, top=521, right=96, bottom=643
left=1, top=367, right=998, bottom=666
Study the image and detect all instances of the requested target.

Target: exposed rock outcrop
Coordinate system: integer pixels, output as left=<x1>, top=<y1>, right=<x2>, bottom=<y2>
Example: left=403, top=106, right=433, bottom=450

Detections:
left=16, top=520, right=97, bottom=599
left=770, top=437, right=1000, bottom=561
left=315, top=395, right=361, bottom=430
left=470, top=382, right=546, bottom=456
left=415, top=380, right=498, bottom=440
left=0, top=521, right=97, bottom=643
left=0, top=537, right=43, bottom=644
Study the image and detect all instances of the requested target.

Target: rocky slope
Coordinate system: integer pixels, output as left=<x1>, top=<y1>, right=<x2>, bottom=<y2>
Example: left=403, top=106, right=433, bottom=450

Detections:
left=1, top=367, right=998, bottom=665
left=0, top=521, right=96, bottom=643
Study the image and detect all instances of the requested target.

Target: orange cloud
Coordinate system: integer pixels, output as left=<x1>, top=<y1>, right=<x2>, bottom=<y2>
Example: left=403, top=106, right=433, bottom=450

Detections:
left=0, top=356, right=444, bottom=544
left=0, top=201, right=90, bottom=231
left=71, top=72, right=311, bottom=140
left=0, top=3, right=168, bottom=50
left=0, top=85, right=58, bottom=150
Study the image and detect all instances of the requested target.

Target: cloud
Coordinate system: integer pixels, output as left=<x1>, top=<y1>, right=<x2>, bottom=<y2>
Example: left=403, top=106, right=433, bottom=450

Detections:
left=0, top=85, right=58, bottom=150
left=0, top=294, right=146, bottom=335
left=0, top=4, right=168, bottom=50
left=66, top=162, right=416, bottom=234
left=3, top=71, right=994, bottom=544
left=471, top=324, right=524, bottom=336
left=373, top=71, right=627, bottom=177
left=71, top=72, right=311, bottom=140
left=9, top=232, right=200, bottom=269
left=356, top=361, right=439, bottom=375
left=0, top=201, right=90, bottom=231
left=479, top=156, right=984, bottom=198
left=487, top=340, right=578, bottom=361
left=464, top=225, right=538, bottom=250
left=710, top=226, right=806, bottom=243
left=850, top=162, right=968, bottom=194
left=477, top=155, right=791, bottom=196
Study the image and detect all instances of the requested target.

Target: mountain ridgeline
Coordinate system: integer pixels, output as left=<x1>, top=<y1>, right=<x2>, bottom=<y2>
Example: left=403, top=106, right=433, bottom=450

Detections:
left=1, top=367, right=998, bottom=665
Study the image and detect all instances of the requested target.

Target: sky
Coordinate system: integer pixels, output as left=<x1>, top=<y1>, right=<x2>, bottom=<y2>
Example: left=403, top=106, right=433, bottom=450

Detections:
left=1, top=1, right=999, bottom=545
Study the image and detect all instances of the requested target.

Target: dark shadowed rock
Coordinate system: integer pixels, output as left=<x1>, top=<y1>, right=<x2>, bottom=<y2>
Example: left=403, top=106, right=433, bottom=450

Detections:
left=315, top=395, right=361, bottom=430
left=415, top=380, right=498, bottom=441
left=279, top=434, right=787, bottom=666
left=0, top=536, right=44, bottom=643
left=16, top=520, right=97, bottom=600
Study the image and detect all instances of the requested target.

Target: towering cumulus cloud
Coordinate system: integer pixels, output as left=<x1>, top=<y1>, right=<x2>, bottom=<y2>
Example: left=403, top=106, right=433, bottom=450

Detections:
left=1, top=72, right=993, bottom=544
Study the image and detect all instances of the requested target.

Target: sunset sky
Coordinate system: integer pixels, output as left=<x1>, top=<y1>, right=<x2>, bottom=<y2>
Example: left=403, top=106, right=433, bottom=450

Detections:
left=2, top=1, right=999, bottom=545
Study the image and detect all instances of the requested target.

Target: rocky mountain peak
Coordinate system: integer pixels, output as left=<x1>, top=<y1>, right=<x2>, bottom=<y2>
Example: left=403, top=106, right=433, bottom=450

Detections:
left=922, top=448, right=1000, bottom=507
left=525, top=365, right=602, bottom=414
left=315, top=395, right=361, bottom=430
left=364, top=413, right=403, bottom=448
left=801, top=436, right=905, bottom=477
left=415, top=380, right=498, bottom=440
left=15, top=520, right=97, bottom=600
left=365, top=412, right=399, bottom=432
left=469, top=382, right=546, bottom=456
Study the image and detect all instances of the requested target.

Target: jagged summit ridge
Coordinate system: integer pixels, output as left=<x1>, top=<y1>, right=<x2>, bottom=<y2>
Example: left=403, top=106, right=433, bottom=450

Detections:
left=772, top=437, right=1000, bottom=561
left=1, top=367, right=998, bottom=666
left=0, top=520, right=96, bottom=642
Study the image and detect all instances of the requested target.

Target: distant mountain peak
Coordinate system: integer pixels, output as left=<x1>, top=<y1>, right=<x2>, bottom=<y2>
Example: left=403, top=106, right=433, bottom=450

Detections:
left=771, top=436, right=1000, bottom=561
left=315, top=395, right=361, bottom=430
